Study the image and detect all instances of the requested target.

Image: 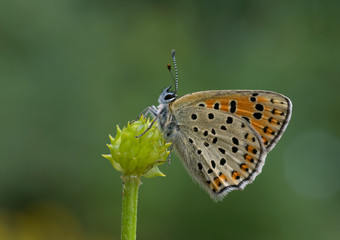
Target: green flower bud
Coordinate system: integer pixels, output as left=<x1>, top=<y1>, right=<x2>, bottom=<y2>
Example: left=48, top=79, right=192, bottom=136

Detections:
left=102, top=116, right=171, bottom=178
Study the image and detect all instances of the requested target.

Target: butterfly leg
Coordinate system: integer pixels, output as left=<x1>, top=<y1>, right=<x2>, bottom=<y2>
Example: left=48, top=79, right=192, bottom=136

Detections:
left=135, top=115, right=159, bottom=138
left=167, top=145, right=174, bottom=166
left=134, top=105, right=158, bottom=121
left=142, top=105, right=158, bottom=117
left=132, top=105, right=158, bottom=123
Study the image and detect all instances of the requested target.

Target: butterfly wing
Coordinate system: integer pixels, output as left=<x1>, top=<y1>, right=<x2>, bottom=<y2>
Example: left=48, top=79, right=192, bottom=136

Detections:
left=171, top=106, right=267, bottom=200
left=169, top=90, right=292, bottom=200
left=171, top=90, right=292, bottom=152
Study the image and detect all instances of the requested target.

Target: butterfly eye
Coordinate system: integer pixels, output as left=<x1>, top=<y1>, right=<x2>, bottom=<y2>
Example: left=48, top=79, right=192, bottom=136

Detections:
left=164, top=93, right=175, bottom=100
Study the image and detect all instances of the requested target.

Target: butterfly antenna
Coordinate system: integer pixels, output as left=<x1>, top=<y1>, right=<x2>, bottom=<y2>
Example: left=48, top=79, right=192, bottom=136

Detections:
left=171, top=49, right=178, bottom=93
left=167, top=63, right=175, bottom=90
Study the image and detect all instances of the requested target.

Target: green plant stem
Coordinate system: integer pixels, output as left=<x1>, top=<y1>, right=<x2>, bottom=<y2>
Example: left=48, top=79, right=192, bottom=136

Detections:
left=121, top=175, right=140, bottom=240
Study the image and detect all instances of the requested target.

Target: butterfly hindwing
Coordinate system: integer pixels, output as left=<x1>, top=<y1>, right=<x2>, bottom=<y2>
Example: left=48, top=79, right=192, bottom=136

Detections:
left=171, top=106, right=267, bottom=200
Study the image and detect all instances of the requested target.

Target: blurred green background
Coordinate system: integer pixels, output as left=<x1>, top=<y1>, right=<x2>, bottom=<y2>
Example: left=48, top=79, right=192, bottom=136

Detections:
left=1, top=0, right=340, bottom=239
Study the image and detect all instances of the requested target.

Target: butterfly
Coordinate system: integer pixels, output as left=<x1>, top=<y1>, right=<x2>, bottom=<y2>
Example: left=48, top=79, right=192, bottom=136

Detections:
left=142, top=50, right=292, bottom=201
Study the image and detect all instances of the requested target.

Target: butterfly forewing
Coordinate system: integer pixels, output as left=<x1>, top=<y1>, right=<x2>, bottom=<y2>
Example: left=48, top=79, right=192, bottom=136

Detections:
left=172, top=106, right=267, bottom=200
left=172, top=90, right=292, bottom=152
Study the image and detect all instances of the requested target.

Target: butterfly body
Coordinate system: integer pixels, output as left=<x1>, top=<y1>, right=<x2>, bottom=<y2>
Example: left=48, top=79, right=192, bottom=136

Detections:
left=155, top=86, right=292, bottom=200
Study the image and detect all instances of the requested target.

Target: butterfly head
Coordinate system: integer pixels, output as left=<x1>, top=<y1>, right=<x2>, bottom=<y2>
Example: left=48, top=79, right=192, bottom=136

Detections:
left=158, top=85, right=177, bottom=104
